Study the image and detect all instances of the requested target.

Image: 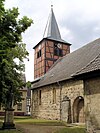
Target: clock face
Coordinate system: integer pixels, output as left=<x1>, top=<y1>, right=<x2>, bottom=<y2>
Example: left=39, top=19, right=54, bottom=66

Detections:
left=57, top=43, right=61, bottom=48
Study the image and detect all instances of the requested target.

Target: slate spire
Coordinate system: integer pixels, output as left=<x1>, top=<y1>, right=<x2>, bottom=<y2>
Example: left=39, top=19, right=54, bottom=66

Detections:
left=43, top=5, right=63, bottom=41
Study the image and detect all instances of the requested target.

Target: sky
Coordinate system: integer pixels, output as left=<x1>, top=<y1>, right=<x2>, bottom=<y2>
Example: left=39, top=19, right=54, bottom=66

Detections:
left=5, top=0, right=100, bottom=81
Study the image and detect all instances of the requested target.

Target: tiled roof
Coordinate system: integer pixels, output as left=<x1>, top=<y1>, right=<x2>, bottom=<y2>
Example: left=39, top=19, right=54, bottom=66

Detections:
left=32, top=38, right=100, bottom=89
left=72, top=53, right=100, bottom=76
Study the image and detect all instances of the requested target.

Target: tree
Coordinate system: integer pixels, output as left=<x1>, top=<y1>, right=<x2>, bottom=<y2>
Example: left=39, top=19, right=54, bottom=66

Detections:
left=0, top=0, right=33, bottom=109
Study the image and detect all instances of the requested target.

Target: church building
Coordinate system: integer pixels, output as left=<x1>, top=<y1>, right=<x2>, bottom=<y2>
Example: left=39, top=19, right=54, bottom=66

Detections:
left=32, top=6, right=100, bottom=132
left=33, top=6, right=71, bottom=79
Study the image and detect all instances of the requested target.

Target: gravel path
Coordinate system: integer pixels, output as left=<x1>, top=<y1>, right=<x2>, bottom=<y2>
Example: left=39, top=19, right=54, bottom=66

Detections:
left=17, top=124, right=65, bottom=133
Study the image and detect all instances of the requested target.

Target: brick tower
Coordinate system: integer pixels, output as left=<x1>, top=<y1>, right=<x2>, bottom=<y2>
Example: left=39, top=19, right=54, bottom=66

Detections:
left=34, top=6, right=71, bottom=79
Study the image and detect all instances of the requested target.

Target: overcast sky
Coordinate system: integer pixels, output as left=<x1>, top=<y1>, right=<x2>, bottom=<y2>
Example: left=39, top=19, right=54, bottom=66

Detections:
left=5, top=0, right=100, bottom=81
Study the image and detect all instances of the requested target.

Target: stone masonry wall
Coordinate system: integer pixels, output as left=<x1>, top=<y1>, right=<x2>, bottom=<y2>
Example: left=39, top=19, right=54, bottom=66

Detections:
left=61, top=79, right=84, bottom=122
left=32, top=84, right=61, bottom=120
left=32, top=79, right=84, bottom=122
left=84, top=77, right=100, bottom=130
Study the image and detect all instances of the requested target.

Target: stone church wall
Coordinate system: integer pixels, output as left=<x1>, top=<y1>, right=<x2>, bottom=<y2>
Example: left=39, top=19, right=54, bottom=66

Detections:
left=84, top=77, right=100, bottom=131
left=61, top=79, right=84, bottom=122
left=32, top=84, right=61, bottom=120
left=32, top=79, right=84, bottom=122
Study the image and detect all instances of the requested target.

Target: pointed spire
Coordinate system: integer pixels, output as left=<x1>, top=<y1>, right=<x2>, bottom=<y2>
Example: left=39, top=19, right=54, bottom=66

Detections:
left=43, top=6, right=62, bottom=41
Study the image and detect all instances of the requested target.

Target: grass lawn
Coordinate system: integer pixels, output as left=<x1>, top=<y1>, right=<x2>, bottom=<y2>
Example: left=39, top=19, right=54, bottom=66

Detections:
left=14, top=116, right=64, bottom=126
left=0, top=116, right=86, bottom=133
left=54, top=127, right=86, bottom=133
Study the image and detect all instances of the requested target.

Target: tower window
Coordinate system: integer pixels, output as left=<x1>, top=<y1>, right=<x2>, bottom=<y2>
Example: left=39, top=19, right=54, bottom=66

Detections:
left=54, top=44, right=62, bottom=56
left=37, top=50, right=41, bottom=58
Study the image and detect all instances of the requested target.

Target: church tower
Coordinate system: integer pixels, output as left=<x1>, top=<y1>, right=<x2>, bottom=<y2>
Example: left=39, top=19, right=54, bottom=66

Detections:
left=34, top=6, right=71, bottom=79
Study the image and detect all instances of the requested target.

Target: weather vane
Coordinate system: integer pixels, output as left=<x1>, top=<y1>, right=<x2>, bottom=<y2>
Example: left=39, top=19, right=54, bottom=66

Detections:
left=51, top=0, right=53, bottom=9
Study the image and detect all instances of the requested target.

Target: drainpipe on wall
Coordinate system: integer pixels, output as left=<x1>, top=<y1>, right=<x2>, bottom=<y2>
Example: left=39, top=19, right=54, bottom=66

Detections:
left=57, top=81, right=62, bottom=121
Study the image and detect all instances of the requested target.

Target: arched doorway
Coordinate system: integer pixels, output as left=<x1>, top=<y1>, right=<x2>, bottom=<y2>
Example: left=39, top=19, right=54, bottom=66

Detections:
left=73, top=96, right=85, bottom=123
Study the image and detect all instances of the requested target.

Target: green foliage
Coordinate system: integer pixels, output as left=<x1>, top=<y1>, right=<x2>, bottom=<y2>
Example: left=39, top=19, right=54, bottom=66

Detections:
left=0, top=0, right=33, bottom=109
left=26, top=81, right=32, bottom=88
